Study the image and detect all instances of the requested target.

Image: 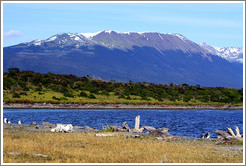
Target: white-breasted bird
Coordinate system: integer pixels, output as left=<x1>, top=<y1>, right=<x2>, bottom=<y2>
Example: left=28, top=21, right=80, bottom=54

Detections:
left=201, top=132, right=211, bottom=139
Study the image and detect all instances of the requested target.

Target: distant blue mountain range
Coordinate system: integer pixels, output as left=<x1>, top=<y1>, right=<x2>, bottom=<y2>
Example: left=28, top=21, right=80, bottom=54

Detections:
left=3, top=30, right=243, bottom=88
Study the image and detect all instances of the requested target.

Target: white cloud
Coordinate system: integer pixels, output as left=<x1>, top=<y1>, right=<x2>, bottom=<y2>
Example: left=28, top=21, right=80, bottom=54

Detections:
left=4, top=30, right=23, bottom=38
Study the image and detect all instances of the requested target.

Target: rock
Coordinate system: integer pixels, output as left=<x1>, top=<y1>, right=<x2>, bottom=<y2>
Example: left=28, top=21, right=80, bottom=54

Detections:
left=30, top=121, right=37, bottom=125
left=42, top=122, right=56, bottom=128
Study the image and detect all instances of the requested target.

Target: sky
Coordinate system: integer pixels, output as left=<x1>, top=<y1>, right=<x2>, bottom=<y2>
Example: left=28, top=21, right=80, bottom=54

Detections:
left=2, top=2, right=244, bottom=47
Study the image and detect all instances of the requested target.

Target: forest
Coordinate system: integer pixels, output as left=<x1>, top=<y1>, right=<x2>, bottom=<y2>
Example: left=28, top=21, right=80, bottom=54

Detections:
left=3, top=68, right=243, bottom=106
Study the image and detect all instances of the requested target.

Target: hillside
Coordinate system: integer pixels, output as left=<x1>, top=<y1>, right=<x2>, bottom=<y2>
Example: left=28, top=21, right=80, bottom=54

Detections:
left=3, top=69, right=243, bottom=106
left=3, top=30, right=243, bottom=89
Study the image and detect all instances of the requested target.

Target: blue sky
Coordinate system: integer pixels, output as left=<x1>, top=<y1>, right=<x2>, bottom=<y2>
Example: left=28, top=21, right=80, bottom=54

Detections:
left=2, top=2, right=244, bottom=47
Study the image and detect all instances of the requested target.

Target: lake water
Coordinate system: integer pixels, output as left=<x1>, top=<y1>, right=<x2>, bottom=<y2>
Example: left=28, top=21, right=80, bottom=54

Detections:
left=3, top=109, right=243, bottom=138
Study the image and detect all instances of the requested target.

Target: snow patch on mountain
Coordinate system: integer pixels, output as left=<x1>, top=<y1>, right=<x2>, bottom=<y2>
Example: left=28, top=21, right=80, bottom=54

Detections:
left=78, top=31, right=102, bottom=39
left=24, top=30, right=242, bottom=64
left=199, top=43, right=243, bottom=63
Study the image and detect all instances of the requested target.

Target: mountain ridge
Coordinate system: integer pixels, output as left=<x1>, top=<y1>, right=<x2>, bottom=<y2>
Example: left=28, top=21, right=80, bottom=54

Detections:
left=3, top=30, right=243, bottom=88
left=15, top=30, right=242, bottom=63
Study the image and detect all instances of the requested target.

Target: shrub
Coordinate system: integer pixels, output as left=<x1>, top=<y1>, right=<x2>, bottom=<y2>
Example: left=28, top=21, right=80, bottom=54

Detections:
left=52, top=96, right=60, bottom=100
left=89, top=94, right=96, bottom=99
left=59, top=97, right=68, bottom=100
left=99, top=126, right=114, bottom=132
left=13, top=93, right=20, bottom=98
left=35, top=87, right=42, bottom=92
left=78, top=91, right=88, bottom=97
left=63, top=91, right=74, bottom=98
left=118, top=94, right=125, bottom=99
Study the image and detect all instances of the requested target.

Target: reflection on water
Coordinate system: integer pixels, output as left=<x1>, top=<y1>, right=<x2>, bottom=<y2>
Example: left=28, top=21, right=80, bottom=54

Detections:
left=3, top=109, right=243, bottom=138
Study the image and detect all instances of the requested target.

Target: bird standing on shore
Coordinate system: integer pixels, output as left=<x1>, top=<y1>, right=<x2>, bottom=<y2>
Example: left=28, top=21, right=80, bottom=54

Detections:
left=201, top=132, right=211, bottom=139
left=4, top=118, right=11, bottom=124
left=18, top=120, right=22, bottom=125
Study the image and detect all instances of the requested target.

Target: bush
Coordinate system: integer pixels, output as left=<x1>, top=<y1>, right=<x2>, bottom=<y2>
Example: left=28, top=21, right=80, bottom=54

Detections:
left=52, top=96, right=60, bottom=100
left=78, top=91, right=88, bottom=97
left=13, top=93, right=20, bottom=98
left=63, top=91, right=74, bottom=98
left=99, top=126, right=114, bottom=132
left=35, top=87, right=42, bottom=92
left=59, top=97, right=68, bottom=100
left=88, top=94, right=96, bottom=99
left=118, top=94, right=125, bottom=99
left=141, top=96, right=150, bottom=101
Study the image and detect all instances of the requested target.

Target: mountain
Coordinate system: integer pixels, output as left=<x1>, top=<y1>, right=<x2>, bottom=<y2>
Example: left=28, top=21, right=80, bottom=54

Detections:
left=3, top=30, right=243, bottom=88
left=199, top=42, right=243, bottom=63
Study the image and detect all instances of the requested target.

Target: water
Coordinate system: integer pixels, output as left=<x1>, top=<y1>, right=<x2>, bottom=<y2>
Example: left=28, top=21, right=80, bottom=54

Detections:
left=3, top=109, right=243, bottom=138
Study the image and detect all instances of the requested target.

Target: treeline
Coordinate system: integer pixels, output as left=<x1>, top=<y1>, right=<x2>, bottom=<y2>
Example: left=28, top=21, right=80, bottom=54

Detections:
left=3, top=68, right=243, bottom=104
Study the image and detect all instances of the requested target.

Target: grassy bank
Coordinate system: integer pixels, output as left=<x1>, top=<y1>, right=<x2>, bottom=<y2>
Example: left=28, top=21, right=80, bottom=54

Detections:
left=3, top=127, right=243, bottom=163
left=3, top=69, right=243, bottom=107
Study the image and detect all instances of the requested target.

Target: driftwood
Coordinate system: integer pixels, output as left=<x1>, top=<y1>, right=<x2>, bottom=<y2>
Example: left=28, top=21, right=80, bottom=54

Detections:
left=157, top=127, right=169, bottom=133
left=110, top=126, right=129, bottom=132
left=42, top=122, right=56, bottom=128
left=51, top=124, right=73, bottom=133
left=122, top=122, right=130, bottom=130
left=226, top=127, right=236, bottom=137
left=235, top=126, right=241, bottom=137
left=149, top=128, right=170, bottom=137
left=30, top=121, right=37, bottom=125
left=73, top=126, right=99, bottom=133
left=142, top=126, right=156, bottom=131
left=95, top=134, right=114, bottom=137
left=135, top=115, right=140, bottom=130
left=215, top=126, right=243, bottom=140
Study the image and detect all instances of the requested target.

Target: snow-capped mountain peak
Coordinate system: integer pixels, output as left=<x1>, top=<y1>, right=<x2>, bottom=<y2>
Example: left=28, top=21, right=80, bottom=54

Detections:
left=78, top=31, right=102, bottom=39
left=199, top=43, right=243, bottom=63
left=25, top=31, right=242, bottom=63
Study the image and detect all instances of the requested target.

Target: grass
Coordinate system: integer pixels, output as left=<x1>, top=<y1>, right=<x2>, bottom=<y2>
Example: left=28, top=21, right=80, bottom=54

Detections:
left=3, top=89, right=238, bottom=107
left=3, top=130, right=243, bottom=163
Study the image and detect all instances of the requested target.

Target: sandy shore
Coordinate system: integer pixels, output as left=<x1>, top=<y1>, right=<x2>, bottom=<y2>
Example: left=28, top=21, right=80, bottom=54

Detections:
left=3, top=103, right=243, bottom=110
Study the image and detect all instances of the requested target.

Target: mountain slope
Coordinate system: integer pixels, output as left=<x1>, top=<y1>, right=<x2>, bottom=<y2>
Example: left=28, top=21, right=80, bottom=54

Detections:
left=3, top=30, right=243, bottom=88
left=199, top=42, right=243, bottom=63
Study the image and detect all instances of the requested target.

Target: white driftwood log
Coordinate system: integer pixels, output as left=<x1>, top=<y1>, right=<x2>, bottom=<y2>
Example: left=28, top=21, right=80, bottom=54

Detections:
left=235, top=126, right=241, bottom=137
left=226, top=127, right=236, bottom=137
left=135, top=115, right=140, bottom=130
left=142, top=126, right=156, bottom=131
left=215, top=126, right=243, bottom=140
left=95, top=134, right=114, bottom=137
left=51, top=124, right=73, bottom=133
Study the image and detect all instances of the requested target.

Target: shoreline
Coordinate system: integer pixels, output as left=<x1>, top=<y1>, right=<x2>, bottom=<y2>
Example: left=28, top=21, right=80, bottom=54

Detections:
left=3, top=103, right=243, bottom=110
